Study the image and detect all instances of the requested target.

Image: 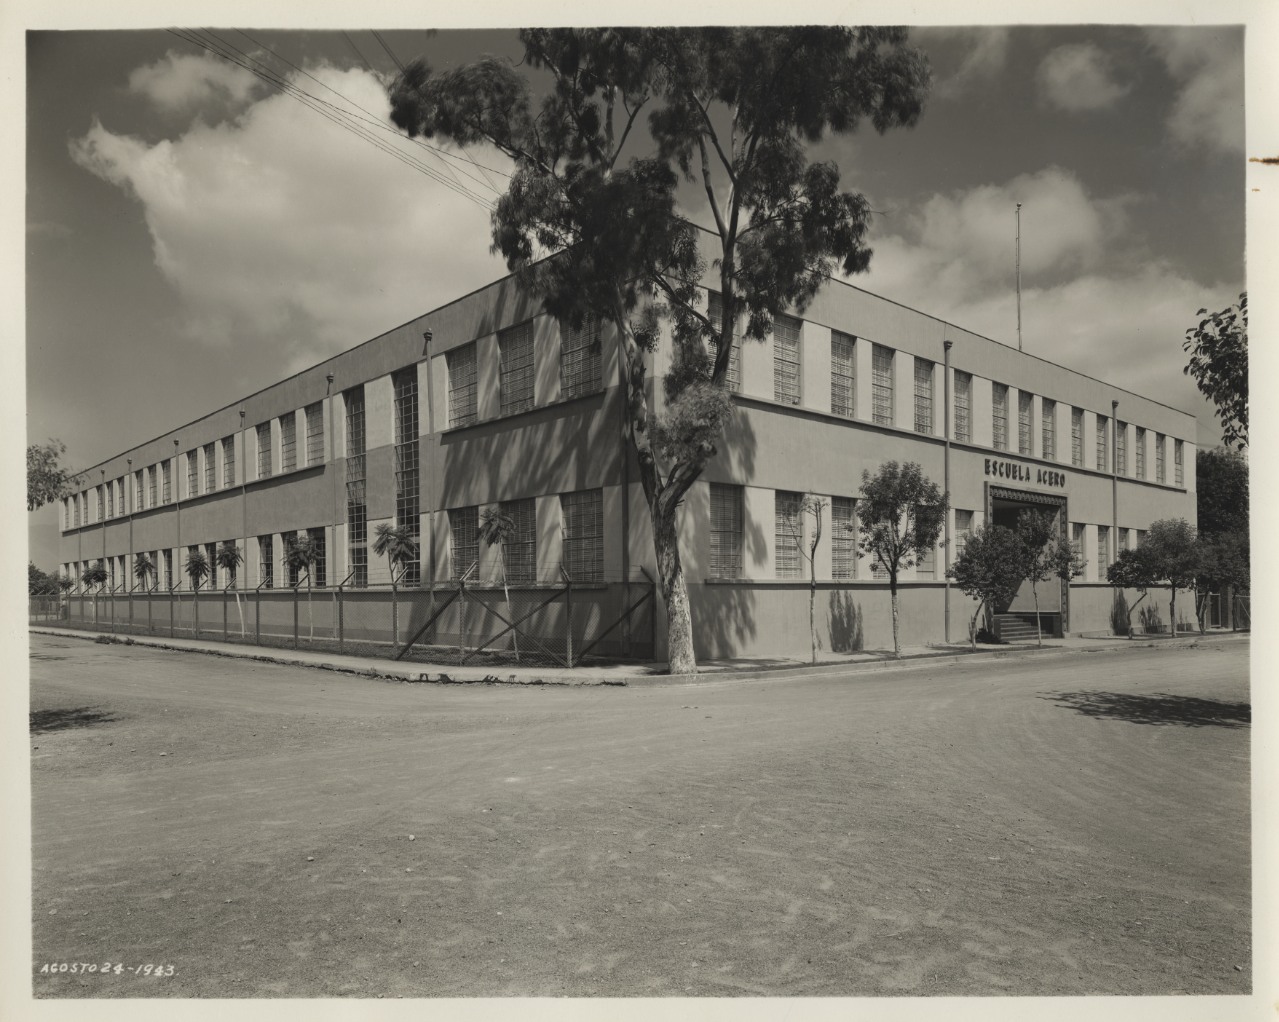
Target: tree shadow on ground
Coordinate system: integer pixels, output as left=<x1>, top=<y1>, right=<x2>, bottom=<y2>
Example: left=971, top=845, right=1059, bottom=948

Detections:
left=1041, top=691, right=1250, bottom=728
left=30, top=707, right=119, bottom=734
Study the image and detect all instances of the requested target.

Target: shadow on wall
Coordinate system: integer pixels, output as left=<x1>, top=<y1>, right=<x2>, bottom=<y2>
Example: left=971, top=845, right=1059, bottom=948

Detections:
left=1139, top=604, right=1165, bottom=634
left=1041, top=690, right=1250, bottom=729
left=692, top=583, right=759, bottom=660
left=828, top=589, right=864, bottom=652
left=1110, top=590, right=1129, bottom=636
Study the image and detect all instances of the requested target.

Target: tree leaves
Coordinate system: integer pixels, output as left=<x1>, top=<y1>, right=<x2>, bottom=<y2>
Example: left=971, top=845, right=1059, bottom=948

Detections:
left=1183, top=292, right=1247, bottom=449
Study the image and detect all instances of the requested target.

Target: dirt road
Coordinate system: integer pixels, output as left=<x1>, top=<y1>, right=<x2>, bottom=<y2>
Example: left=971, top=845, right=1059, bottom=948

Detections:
left=29, top=633, right=1250, bottom=997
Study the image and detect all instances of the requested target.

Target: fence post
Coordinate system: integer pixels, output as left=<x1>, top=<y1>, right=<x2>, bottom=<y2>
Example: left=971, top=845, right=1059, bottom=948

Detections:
left=147, top=590, right=153, bottom=633
left=293, top=587, right=299, bottom=649
left=223, top=591, right=229, bottom=641
left=336, top=585, right=344, bottom=649
left=563, top=569, right=574, bottom=669
left=109, top=590, right=115, bottom=634
left=170, top=590, right=176, bottom=638
left=255, top=587, right=261, bottom=645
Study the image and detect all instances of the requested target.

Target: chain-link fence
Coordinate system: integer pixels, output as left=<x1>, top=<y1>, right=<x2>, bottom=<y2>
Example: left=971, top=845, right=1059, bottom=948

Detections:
left=31, top=569, right=657, bottom=668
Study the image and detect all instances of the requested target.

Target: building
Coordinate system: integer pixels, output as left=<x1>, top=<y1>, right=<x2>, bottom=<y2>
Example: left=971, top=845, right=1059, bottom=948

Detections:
left=58, top=262, right=1198, bottom=660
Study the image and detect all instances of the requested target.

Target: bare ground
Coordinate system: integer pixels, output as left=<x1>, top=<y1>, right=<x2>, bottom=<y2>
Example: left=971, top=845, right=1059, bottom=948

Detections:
left=29, top=632, right=1250, bottom=997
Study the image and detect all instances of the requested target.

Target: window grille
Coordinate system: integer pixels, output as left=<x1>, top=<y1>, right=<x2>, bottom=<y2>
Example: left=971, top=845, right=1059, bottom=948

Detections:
left=1135, top=427, right=1146, bottom=479
left=1096, top=415, right=1108, bottom=472
left=992, top=383, right=1009, bottom=451
left=148, top=467, right=157, bottom=507
left=709, top=483, right=743, bottom=579
left=256, top=422, right=272, bottom=478
left=1116, top=422, right=1127, bottom=475
left=1071, top=408, right=1083, bottom=467
left=308, top=527, right=327, bottom=587
left=393, top=367, right=421, bottom=586
left=706, top=290, right=741, bottom=392
left=257, top=536, right=273, bottom=588
left=830, top=331, right=855, bottom=418
left=561, top=489, right=604, bottom=583
left=500, top=498, right=537, bottom=583
left=447, top=343, right=478, bottom=427
left=871, top=555, right=888, bottom=580
left=832, top=497, right=856, bottom=580
left=106, top=484, right=114, bottom=519
left=305, top=403, right=324, bottom=465
left=914, top=358, right=934, bottom=434
left=1118, top=527, right=1130, bottom=552
left=344, top=386, right=367, bottom=587
left=498, top=321, right=535, bottom=416
left=1018, top=391, right=1033, bottom=455
left=280, top=412, right=297, bottom=473
left=955, top=509, right=974, bottom=559
left=774, top=490, right=804, bottom=579
left=162, top=461, right=172, bottom=503
left=206, top=542, right=218, bottom=589
left=1041, top=399, right=1056, bottom=460
left=1071, top=522, right=1085, bottom=555
left=560, top=319, right=602, bottom=399
left=953, top=371, right=972, bottom=442
left=449, top=506, right=478, bottom=580
left=773, top=314, right=802, bottom=406
left=135, top=470, right=145, bottom=511
left=163, top=549, right=173, bottom=590
left=916, top=510, right=935, bottom=578
left=1174, top=439, right=1184, bottom=486
left=97, top=485, right=104, bottom=521
left=1156, top=434, right=1166, bottom=483
left=64, top=498, right=70, bottom=530
left=187, top=451, right=199, bottom=498
left=871, top=344, right=894, bottom=425
left=222, top=436, right=235, bottom=488
left=1097, top=525, right=1110, bottom=572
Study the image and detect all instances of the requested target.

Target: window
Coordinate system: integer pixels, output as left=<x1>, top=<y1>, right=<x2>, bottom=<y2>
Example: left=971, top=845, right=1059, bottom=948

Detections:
left=706, top=290, right=740, bottom=392
left=187, top=450, right=199, bottom=498
left=308, top=527, right=327, bottom=588
left=1135, top=427, right=1147, bottom=479
left=832, top=497, right=856, bottom=580
left=1071, top=407, right=1083, bottom=467
left=449, top=506, right=478, bottom=580
left=97, top=485, right=104, bottom=521
left=1042, top=399, right=1057, bottom=461
left=831, top=331, right=855, bottom=418
left=1118, top=527, right=1130, bottom=553
left=280, top=412, right=297, bottom=473
left=283, top=531, right=300, bottom=587
left=1116, top=422, right=1127, bottom=475
left=1137, top=529, right=1147, bottom=547
left=306, top=403, right=324, bottom=465
left=1097, top=525, right=1110, bottom=573
left=345, top=386, right=367, bottom=587
left=561, top=489, right=603, bottom=583
left=709, top=483, right=743, bottom=579
left=135, top=469, right=145, bottom=511
left=774, top=490, right=803, bottom=579
left=1175, top=439, right=1184, bottom=486
left=1095, top=415, right=1108, bottom=472
left=1071, top=522, right=1085, bottom=556
left=206, top=542, right=218, bottom=589
left=773, top=314, right=802, bottom=406
left=498, top=321, right=535, bottom=416
left=915, top=510, right=936, bottom=578
left=148, top=466, right=158, bottom=507
left=223, top=436, right=235, bottom=488
left=447, top=343, right=478, bottom=427
left=955, top=509, right=974, bottom=559
left=871, top=344, right=894, bottom=426
left=1018, top=391, right=1033, bottom=455
left=258, top=536, right=273, bottom=588
left=162, top=460, right=172, bottom=503
left=106, top=484, right=114, bottom=519
left=202, top=443, right=215, bottom=492
left=393, top=367, right=421, bottom=586
left=992, top=383, right=1009, bottom=451
left=560, top=319, right=602, bottom=399
left=499, top=497, right=537, bottom=583
left=953, top=371, right=972, bottom=443
left=163, top=549, right=173, bottom=590
left=63, top=498, right=70, bottom=530
left=1156, top=434, right=1166, bottom=483
left=914, top=359, right=934, bottom=434
left=256, top=422, right=272, bottom=478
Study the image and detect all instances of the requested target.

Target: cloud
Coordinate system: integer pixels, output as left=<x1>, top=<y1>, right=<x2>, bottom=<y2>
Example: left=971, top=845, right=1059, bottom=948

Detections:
left=70, top=63, right=511, bottom=370
left=855, top=169, right=1237, bottom=416
left=1037, top=43, right=1129, bottom=111
left=918, top=27, right=1010, bottom=100
left=128, top=50, right=263, bottom=113
left=1144, top=27, right=1244, bottom=152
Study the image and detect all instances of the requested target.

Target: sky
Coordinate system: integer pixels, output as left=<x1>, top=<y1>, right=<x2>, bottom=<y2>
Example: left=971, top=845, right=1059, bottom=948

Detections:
left=23, top=19, right=1252, bottom=570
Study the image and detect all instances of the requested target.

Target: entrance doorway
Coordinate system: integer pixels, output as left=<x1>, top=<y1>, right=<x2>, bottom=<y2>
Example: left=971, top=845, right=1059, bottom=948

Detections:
left=987, top=486, right=1068, bottom=636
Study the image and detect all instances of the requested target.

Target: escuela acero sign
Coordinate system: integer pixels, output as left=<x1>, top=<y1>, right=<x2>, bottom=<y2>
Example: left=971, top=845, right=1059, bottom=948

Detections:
left=984, top=458, right=1066, bottom=488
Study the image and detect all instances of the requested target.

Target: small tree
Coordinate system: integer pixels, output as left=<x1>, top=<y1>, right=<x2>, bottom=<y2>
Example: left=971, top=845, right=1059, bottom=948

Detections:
left=478, top=507, right=521, bottom=663
left=1184, top=292, right=1247, bottom=449
left=1145, top=518, right=1199, bottom=637
left=83, top=560, right=109, bottom=592
left=1015, top=510, right=1057, bottom=646
left=133, top=553, right=157, bottom=592
left=185, top=549, right=210, bottom=634
left=372, top=524, right=419, bottom=648
left=285, top=534, right=320, bottom=641
left=1106, top=546, right=1158, bottom=638
left=216, top=542, right=246, bottom=638
left=1047, top=533, right=1087, bottom=618
left=857, top=462, right=945, bottom=658
left=1192, top=532, right=1248, bottom=634
left=782, top=495, right=828, bottom=664
left=947, top=524, right=1026, bottom=651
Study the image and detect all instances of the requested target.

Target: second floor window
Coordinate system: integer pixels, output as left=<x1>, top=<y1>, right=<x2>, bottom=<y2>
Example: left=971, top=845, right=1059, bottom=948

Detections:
left=499, top=321, right=535, bottom=416
left=187, top=450, right=199, bottom=497
left=1136, top=427, right=1147, bottom=479
left=913, top=359, right=934, bottom=434
left=1116, top=422, right=1127, bottom=475
left=305, top=403, right=324, bottom=465
left=992, top=383, right=1009, bottom=451
left=1018, top=391, right=1033, bottom=455
left=447, top=343, right=478, bottom=427
left=1156, top=434, right=1166, bottom=483
left=1042, top=399, right=1056, bottom=460
left=1071, top=408, right=1083, bottom=467
left=871, top=344, right=894, bottom=426
left=257, top=422, right=272, bottom=478
left=831, top=331, right=855, bottom=418
left=280, top=412, right=297, bottom=472
left=1175, top=439, right=1184, bottom=486
left=953, top=370, right=971, bottom=443
left=706, top=290, right=740, bottom=392
left=560, top=319, right=602, bottom=399
left=161, top=461, right=172, bottom=503
left=1096, top=415, right=1108, bottom=472
left=204, top=443, right=216, bottom=492
left=773, top=314, right=802, bottom=406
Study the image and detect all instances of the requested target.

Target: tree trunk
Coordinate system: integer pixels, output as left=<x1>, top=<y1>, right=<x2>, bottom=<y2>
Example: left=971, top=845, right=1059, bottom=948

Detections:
left=809, top=578, right=817, bottom=665
left=500, top=545, right=520, bottom=663
left=654, top=508, right=696, bottom=675
left=890, top=577, right=901, bottom=658
left=307, top=576, right=314, bottom=641
left=969, top=602, right=983, bottom=652
left=234, top=583, right=246, bottom=639
left=1169, top=587, right=1176, bottom=637
left=391, top=575, right=399, bottom=649
left=1032, top=583, right=1042, bottom=647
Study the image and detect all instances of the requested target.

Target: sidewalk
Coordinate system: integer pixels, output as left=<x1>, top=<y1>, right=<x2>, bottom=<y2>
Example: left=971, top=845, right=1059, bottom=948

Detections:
left=28, top=625, right=1245, bottom=688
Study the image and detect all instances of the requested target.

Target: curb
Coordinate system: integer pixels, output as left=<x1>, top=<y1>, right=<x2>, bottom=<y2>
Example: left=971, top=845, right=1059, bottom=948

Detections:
left=30, top=626, right=1244, bottom=689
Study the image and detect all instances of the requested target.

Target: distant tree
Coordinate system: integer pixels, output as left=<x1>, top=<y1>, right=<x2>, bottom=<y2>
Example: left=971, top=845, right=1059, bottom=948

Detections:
left=1015, top=510, right=1057, bottom=647
left=389, top=28, right=931, bottom=675
left=216, top=542, right=246, bottom=638
left=857, top=461, right=946, bottom=657
left=478, top=507, right=521, bottom=663
left=1184, top=292, right=1247, bottom=449
left=285, top=535, right=320, bottom=641
left=1195, top=447, right=1248, bottom=537
left=1194, top=532, right=1249, bottom=632
left=1145, top=519, right=1199, bottom=637
left=372, top=524, right=419, bottom=649
left=82, top=560, right=108, bottom=592
left=133, top=553, right=156, bottom=592
left=1107, top=545, right=1160, bottom=639
left=27, top=438, right=82, bottom=512
left=28, top=562, right=59, bottom=595
left=947, top=524, right=1026, bottom=651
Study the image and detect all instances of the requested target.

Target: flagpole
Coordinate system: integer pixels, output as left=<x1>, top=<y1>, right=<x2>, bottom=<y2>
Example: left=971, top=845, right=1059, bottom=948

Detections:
left=1016, top=202, right=1022, bottom=352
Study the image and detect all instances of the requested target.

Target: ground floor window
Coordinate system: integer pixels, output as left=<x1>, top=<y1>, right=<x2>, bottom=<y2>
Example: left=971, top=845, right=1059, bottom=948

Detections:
left=500, top=498, right=537, bottom=583
left=259, top=535, right=273, bottom=589
left=831, top=497, right=856, bottom=580
left=449, top=506, right=478, bottom=580
left=561, top=489, right=603, bottom=583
